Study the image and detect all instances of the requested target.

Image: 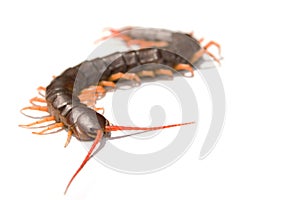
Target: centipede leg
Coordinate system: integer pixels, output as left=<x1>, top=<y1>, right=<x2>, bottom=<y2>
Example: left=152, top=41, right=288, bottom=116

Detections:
left=21, top=105, right=48, bottom=112
left=37, top=86, right=46, bottom=97
left=32, top=122, right=64, bottom=135
left=204, top=41, right=221, bottom=55
left=174, top=63, right=194, bottom=77
left=80, top=85, right=106, bottom=96
left=64, top=130, right=73, bottom=148
left=78, top=83, right=112, bottom=104
left=94, top=27, right=133, bottom=44
left=79, top=88, right=99, bottom=102
left=154, top=69, right=174, bottom=78
left=108, top=72, right=141, bottom=85
left=191, top=41, right=222, bottom=64
left=20, top=106, right=49, bottom=119
left=94, top=107, right=105, bottom=114
left=19, top=116, right=55, bottom=128
left=127, top=40, right=168, bottom=48
left=30, top=97, right=46, bottom=106
left=137, top=70, right=156, bottom=78
left=198, top=37, right=204, bottom=44
left=79, top=86, right=106, bottom=113
left=99, top=81, right=116, bottom=89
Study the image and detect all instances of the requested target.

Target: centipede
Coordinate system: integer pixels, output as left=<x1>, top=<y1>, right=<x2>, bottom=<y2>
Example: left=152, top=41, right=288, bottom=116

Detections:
left=19, top=26, right=221, bottom=194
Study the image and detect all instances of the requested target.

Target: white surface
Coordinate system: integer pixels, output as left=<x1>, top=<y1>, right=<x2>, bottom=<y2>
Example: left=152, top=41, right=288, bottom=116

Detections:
left=1, top=0, right=300, bottom=200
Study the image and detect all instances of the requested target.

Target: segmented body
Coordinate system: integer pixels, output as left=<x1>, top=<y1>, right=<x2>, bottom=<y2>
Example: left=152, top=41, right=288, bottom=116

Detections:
left=46, top=48, right=192, bottom=141
left=20, top=27, right=221, bottom=194
left=118, top=27, right=201, bottom=59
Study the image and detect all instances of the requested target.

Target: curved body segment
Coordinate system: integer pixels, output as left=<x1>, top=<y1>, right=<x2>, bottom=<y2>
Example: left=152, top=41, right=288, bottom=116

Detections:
left=20, top=27, right=221, bottom=194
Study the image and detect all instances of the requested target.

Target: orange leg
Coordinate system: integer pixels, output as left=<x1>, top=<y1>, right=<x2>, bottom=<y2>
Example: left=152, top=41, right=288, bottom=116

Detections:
left=79, top=96, right=98, bottom=107
left=32, top=122, right=64, bottom=135
left=79, top=97, right=105, bottom=112
left=154, top=69, right=174, bottom=78
left=127, top=40, right=168, bottom=48
left=94, top=27, right=170, bottom=48
left=80, top=85, right=106, bottom=97
left=123, top=72, right=141, bottom=83
left=79, top=85, right=107, bottom=109
left=30, top=97, right=46, bottom=106
left=108, top=72, right=124, bottom=82
left=80, top=87, right=99, bottom=98
left=20, top=105, right=49, bottom=119
left=21, top=106, right=48, bottom=113
left=191, top=40, right=222, bottom=64
left=19, top=116, right=55, bottom=128
left=81, top=93, right=105, bottom=113
left=100, top=81, right=116, bottom=89
left=198, top=37, right=204, bottom=44
left=94, top=26, right=133, bottom=44
left=79, top=93, right=98, bottom=100
left=64, top=130, right=73, bottom=148
left=204, top=41, right=221, bottom=55
left=174, top=64, right=194, bottom=77
left=37, top=86, right=46, bottom=97
left=190, top=49, right=206, bottom=63
left=94, top=107, right=105, bottom=113
left=108, top=72, right=141, bottom=84
left=137, top=70, right=155, bottom=78
left=95, top=85, right=106, bottom=93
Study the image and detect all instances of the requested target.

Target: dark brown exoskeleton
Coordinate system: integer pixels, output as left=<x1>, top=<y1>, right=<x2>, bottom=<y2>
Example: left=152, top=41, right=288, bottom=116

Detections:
left=96, top=27, right=221, bottom=64
left=20, top=27, right=221, bottom=194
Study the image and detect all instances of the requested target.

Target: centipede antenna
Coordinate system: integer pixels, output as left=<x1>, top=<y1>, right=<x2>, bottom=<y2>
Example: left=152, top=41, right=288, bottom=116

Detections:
left=105, top=121, right=195, bottom=132
left=108, top=130, right=151, bottom=140
left=64, top=130, right=103, bottom=195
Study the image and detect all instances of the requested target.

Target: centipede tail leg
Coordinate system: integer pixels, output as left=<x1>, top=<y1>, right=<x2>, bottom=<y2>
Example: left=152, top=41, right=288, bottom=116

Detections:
left=191, top=41, right=222, bottom=64
left=204, top=41, right=221, bottom=55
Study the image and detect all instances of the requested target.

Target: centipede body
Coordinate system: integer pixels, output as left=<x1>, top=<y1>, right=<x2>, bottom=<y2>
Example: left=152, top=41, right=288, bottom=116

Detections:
left=19, top=26, right=221, bottom=194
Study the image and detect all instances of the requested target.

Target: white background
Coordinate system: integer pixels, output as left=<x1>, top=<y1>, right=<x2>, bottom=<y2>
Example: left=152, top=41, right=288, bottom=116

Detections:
left=1, top=0, right=300, bottom=200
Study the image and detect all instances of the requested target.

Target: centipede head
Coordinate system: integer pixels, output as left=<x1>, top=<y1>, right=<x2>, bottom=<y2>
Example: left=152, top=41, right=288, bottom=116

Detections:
left=65, top=106, right=194, bottom=195
left=68, top=106, right=110, bottom=141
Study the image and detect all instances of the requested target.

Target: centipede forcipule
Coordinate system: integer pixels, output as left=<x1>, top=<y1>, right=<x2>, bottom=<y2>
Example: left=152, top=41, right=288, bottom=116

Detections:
left=19, top=27, right=221, bottom=194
